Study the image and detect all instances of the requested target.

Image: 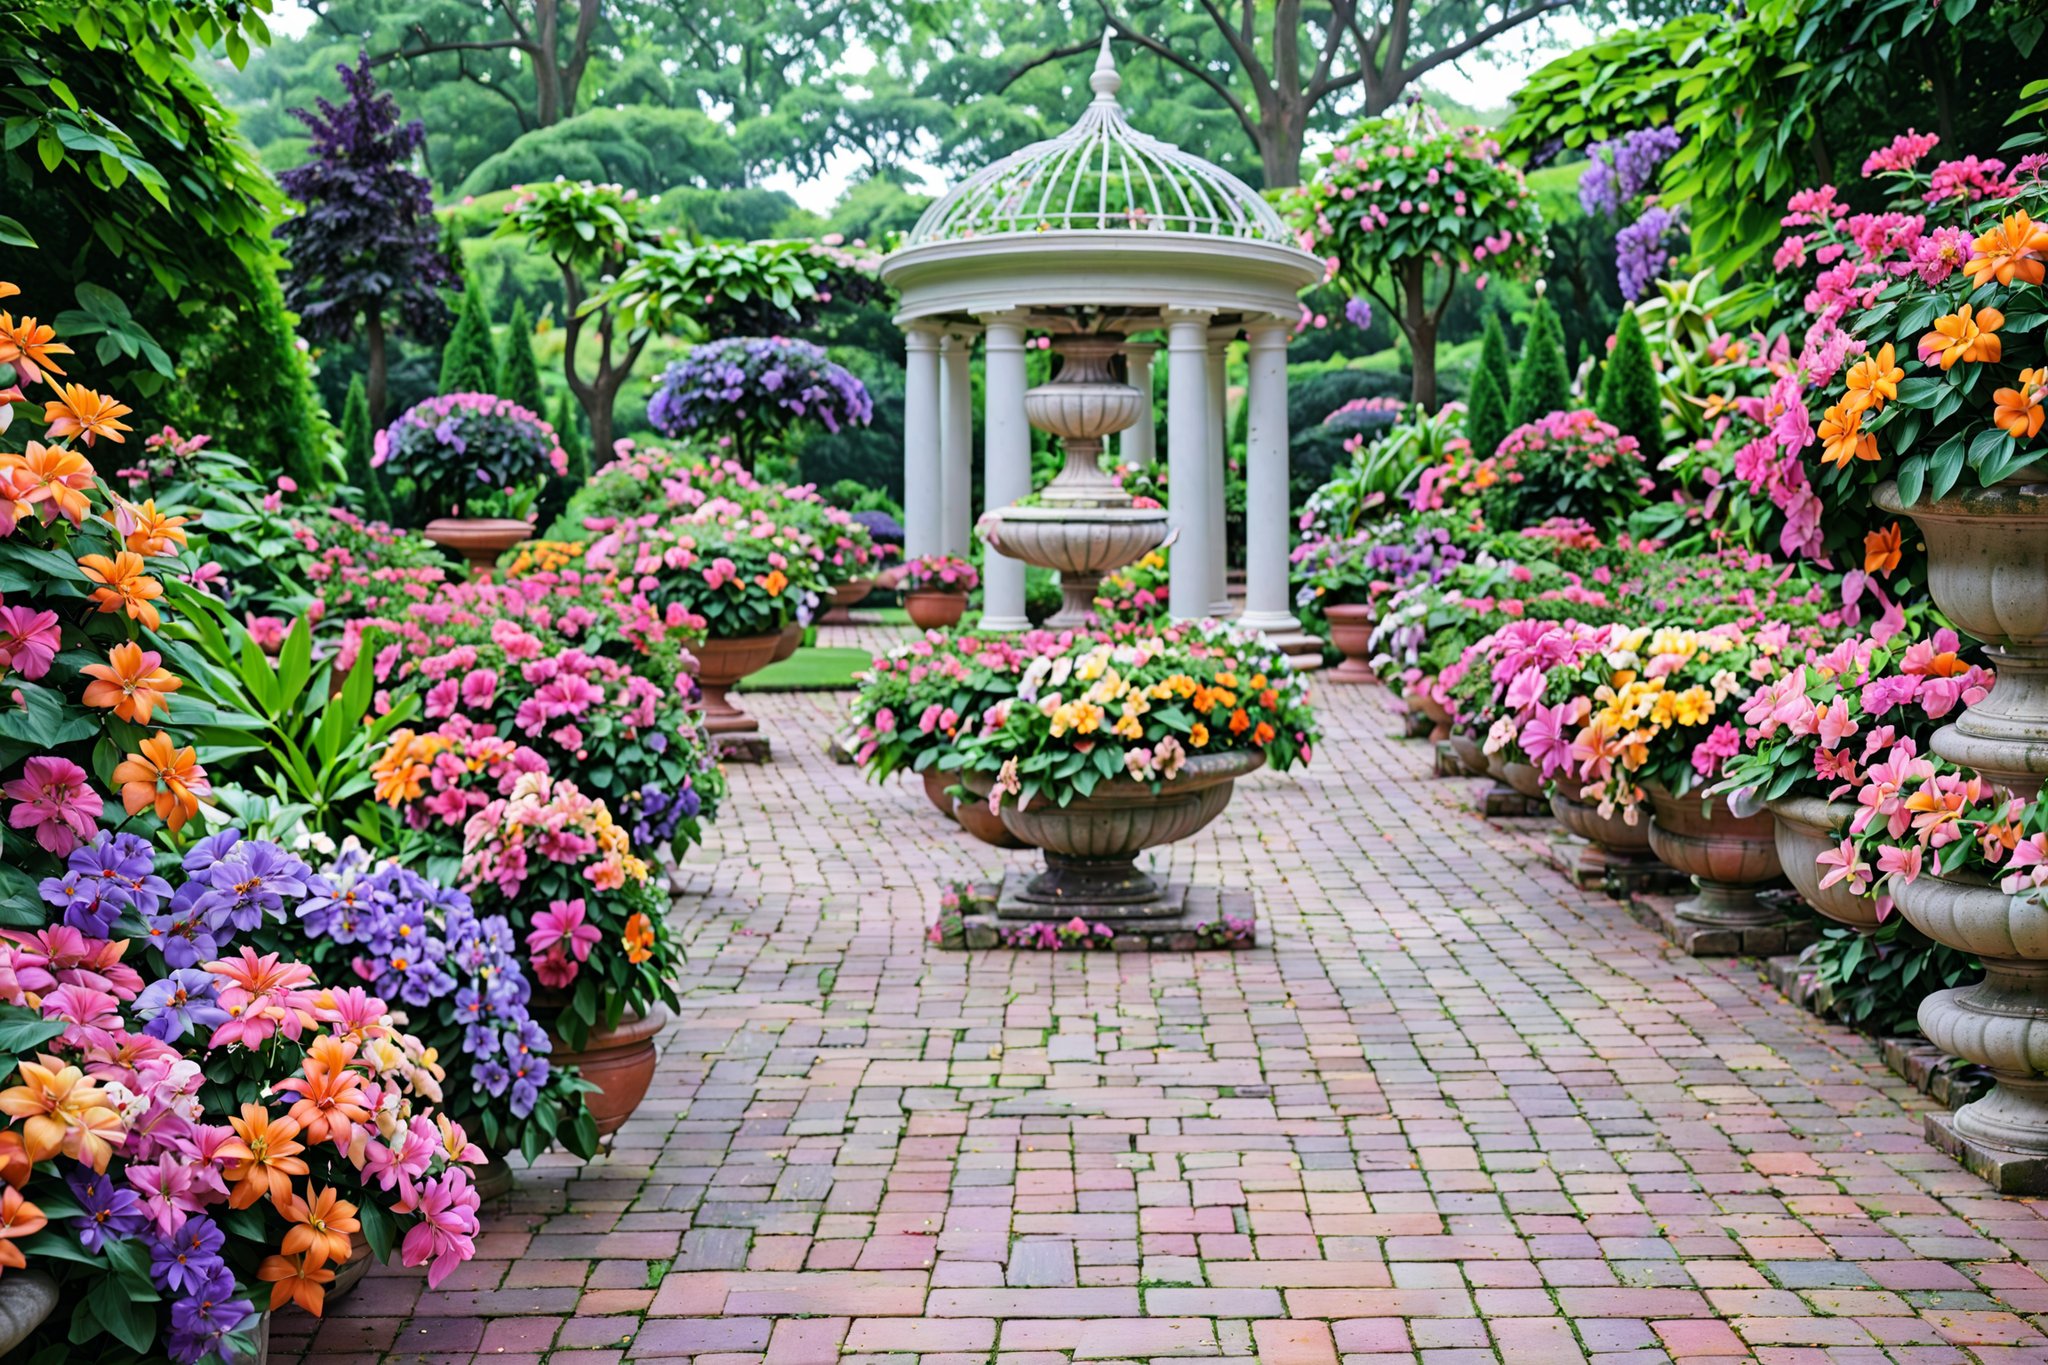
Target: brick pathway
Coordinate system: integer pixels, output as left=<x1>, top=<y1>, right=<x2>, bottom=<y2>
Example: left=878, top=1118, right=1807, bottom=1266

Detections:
left=282, top=641, right=2048, bottom=1365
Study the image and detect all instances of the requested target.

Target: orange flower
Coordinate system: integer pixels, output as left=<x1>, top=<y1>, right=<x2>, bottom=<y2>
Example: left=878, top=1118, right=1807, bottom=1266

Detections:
left=1965, top=209, right=2048, bottom=288
left=1227, top=707, right=1251, bottom=734
left=276, top=1185, right=360, bottom=1270
left=0, top=312, right=71, bottom=383
left=82, top=641, right=182, bottom=724
left=0, top=1133, right=30, bottom=1190
left=1864, top=522, right=1903, bottom=575
left=42, top=383, right=131, bottom=445
left=1190, top=722, right=1209, bottom=748
left=1994, top=366, right=2048, bottom=442
left=1252, top=720, right=1276, bottom=745
left=759, top=568, right=788, bottom=596
left=111, top=732, right=210, bottom=832
left=78, top=550, right=164, bottom=630
left=623, top=912, right=655, bottom=965
left=371, top=729, right=446, bottom=806
left=1842, top=343, right=1901, bottom=413
left=258, top=1252, right=335, bottom=1317
left=1919, top=304, right=2004, bottom=370
left=0, top=1055, right=123, bottom=1170
left=0, top=1186, right=47, bottom=1275
left=1817, top=403, right=1879, bottom=468
left=219, top=1103, right=309, bottom=1210
left=0, top=440, right=94, bottom=526
left=107, top=497, right=190, bottom=555
left=274, top=1036, right=371, bottom=1147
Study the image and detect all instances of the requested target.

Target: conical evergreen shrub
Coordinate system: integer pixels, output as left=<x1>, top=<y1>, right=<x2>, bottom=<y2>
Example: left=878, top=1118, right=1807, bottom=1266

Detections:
left=339, top=374, right=390, bottom=522
left=1596, top=307, right=1664, bottom=462
left=498, top=298, right=544, bottom=412
left=1508, top=298, right=1571, bottom=428
left=1464, top=365, right=1508, bottom=463
left=555, top=391, right=591, bottom=484
left=437, top=276, right=499, bottom=395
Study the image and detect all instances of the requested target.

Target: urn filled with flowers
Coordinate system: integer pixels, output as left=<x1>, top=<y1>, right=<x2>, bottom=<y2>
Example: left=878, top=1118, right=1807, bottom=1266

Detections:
left=899, top=554, right=979, bottom=629
left=374, top=394, right=568, bottom=574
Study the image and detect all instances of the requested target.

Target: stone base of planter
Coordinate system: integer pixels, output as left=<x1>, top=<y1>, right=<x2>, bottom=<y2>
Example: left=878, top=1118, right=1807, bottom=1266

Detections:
left=1924, top=1111, right=2048, bottom=1194
left=1480, top=782, right=1545, bottom=819
left=995, top=869, right=1190, bottom=920
left=1628, top=891, right=1819, bottom=958
left=1537, top=831, right=1673, bottom=898
left=1403, top=709, right=1435, bottom=740
left=713, top=733, right=774, bottom=764
left=1759, top=956, right=1993, bottom=1111
left=1433, top=740, right=1484, bottom=778
left=934, top=878, right=1256, bottom=950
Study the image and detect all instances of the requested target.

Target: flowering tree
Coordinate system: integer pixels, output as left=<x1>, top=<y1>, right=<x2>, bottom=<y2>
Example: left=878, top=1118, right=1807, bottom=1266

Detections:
left=1285, top=105, right=1546, bottom=406
left=646, top=337, right=872, bottom=471
left=275, top=52, right=458, bottom=426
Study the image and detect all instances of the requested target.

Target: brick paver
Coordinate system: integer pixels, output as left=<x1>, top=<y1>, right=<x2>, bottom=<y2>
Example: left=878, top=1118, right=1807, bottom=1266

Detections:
left=280, top=630, right=2048, bottom=1364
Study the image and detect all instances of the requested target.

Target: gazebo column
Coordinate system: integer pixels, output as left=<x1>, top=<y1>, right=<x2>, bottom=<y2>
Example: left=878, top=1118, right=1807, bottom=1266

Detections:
left=1164, top=309, right=1215, bottom=621
left=1117, top=343, right=1158, bottom=467
left=901, top=324, right=943, bottom=559
left=1206, top=328, right=1233, bottom=616
left=977, top=310, right=1033, bottom=632
left=939, top=330, right=976, bottom=558
left=1239, top=320, right=1300, bottom=635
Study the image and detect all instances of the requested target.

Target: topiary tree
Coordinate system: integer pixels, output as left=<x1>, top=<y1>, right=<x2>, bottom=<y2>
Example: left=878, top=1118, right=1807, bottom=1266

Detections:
left=555, top=390, right=590, bottom=485
left=1509, top=298, right=1572, bottom=427
left=1284, top=105, right=1547, bottom=407
left=498, top=298, right=545, bottom=412
left=339, top=373, right=389, bottom=522
left=1464, top=367, right=1508, bottom=464
left=438, top=274, right=499, bottom=396
left=275, top=50, right=458, bottom=426
left=1596, top=307, right=1664, bottom=463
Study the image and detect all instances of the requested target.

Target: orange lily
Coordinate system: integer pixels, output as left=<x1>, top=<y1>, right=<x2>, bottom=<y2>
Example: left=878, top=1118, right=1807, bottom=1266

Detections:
left=1817, top=403, right=1879, bottom=468
left=219, top=1103, right=309, bottom=1209
left=82, top=641, right=182, bottom=725
left=258, top=1252, right=335, bottom=1317
left=0, top=1055, right=123, bottom=1170
left=0, top=1133, right=30, bottom=1189
left=1864, top=523, right=1903, bottom=575
left=0, top=312, right=71, bottom=384
left=1995, top=367, right=2047, bottom=442
left=0, top=1187, right=47, bottom=1275
left=42, top=383, right=131, bottom=445
left=111, top=732, right=210, bottom=832
left=1842, top=343, right=1901, bottom=413
left=107, top=497, right=191, bottom=555
left=1965, top=210, right=2048, bottom=288
left=623, top=912, right=655, bottom=965
left=275, top=1185, right=360, bottom=1269
left=1919, top=304, right=2004, bottom=370
left=1, top=441, right=94, bottom=526
left=78, top=550, right=165, bottom=631
left=274, top=1035, right=371, bottom=1146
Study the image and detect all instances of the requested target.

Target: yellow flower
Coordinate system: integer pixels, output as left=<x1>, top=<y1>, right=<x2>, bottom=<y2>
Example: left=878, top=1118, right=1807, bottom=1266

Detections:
left=1842, top=343, right=1901, bottom=413
left=1670, top=687, right=1713, bottom=727
left=1190, top=722, right=1210, bottom=748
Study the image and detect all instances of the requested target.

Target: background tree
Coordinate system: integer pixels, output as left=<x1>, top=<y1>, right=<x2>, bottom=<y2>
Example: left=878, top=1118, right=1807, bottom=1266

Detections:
left=498, top=299, right=545, bottom=411
left=339, top=374, right=390, bottom=520
left=1508, top=297, right=1570, bottom=426
left=1595, top=307, right=1661, bottom=461
left=1465, top=315, right=1514, bottom=460
left=438, top=277, right=500, bottom=395
left=275, top=50, right=457, bottom=424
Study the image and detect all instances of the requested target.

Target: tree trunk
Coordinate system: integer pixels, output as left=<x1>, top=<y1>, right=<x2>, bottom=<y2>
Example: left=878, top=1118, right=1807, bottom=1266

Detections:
left=366, top=312, right=389, bottom=428
left=586, top=392, right=614, bottom=470
left=1258, top=103, right=1309, bottom=189
left=1401, top=258, right=1437, bottom=409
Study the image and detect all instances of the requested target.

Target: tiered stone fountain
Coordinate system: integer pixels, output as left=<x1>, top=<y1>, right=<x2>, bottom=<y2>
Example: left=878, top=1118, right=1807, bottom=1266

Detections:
left=979, top=337, right=1170, bottom=627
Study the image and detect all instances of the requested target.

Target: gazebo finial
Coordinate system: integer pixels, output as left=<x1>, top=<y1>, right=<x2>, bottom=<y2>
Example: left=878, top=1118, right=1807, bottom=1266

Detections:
left=1090, top=29, right=1121, bottom=102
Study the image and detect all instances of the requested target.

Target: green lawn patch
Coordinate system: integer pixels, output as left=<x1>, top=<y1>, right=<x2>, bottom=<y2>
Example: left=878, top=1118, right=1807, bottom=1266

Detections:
left=739, top=646, right=871, bottom=692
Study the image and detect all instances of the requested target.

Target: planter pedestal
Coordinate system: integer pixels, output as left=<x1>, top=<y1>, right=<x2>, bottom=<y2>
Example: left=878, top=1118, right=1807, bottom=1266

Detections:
left=424, top=516, right=534, bottom=580
left=1322, top=604, right=1378, bottom=683
left=0, top=1270, right=57, bottom=1357
left=1410, top=692, right=1452, bottom=743
left=922, top=768, right=1027, bottom=848
left=821, top=576, right=874, bottom=624
left=1645, top=783, right=1784, bottom=929
left=1549, top=789, right=1663, bottom=896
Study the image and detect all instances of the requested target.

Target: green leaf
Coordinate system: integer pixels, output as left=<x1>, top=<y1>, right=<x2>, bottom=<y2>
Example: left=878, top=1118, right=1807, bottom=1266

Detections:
left=0, top=216, right=35, bottom=249
left=358, top=1195, right=396, bottom=1262
left=0, top=1008, right=68, bottom=1056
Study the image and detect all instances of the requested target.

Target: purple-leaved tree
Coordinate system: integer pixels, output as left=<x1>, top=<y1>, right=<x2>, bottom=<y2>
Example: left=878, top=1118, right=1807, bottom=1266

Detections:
left=275, top=51, right=458, bottom=426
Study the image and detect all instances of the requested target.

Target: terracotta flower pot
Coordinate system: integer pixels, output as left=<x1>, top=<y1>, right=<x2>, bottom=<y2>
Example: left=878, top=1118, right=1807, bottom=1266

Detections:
left=0, top=1271, right=57, bottom=1357
left=424, top=516, right=534, bottom=580
left=1767, top=794, right=1879, bottom=930
left=905, top=590, right=968, bottom=630
left=1644, top=782, right=1783, bottom=927
left=551, top=1007, right=667, bottom=1139
left=694, top=632, right=785, bottom=734
left=821, top=576, right=875, bottom=624
left=771, top=622, right=803, bottom=663
left=920, top=767, right=961, bottom=822
left=966, top=749, right=1264, bottom=912
left=1322, top=603, right=1378, bottom=683
left=1410, top=690, right=1452, bottom=743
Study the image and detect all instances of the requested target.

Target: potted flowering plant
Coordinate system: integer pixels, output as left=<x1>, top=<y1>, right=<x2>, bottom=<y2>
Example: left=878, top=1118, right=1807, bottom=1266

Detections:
left=646, top=336, right=873, bottom=473
left=1489, top=409, right=1648, bottom=528
left=374, top=394, right=568, bottom=574
left=899, top=554, right=978, bottom=629
left=1291, top=522, right=1469, bottom=683
left=949, top=623, right=1315, bottom=909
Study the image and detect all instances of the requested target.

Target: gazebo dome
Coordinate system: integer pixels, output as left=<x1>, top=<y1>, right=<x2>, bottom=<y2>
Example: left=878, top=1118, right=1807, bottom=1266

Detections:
left=903, top=34, right=1294, bottom=249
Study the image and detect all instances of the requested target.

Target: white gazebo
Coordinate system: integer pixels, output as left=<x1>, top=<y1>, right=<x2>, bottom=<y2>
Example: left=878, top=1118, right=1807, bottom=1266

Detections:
left=880, top=34, right=1323, bottom=646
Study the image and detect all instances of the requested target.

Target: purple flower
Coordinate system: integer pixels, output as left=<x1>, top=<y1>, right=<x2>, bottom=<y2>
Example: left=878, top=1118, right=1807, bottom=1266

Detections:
left=136, top=968, right=231, bottom=1042
left=165, top=1261, right=251, bottom=1364
left=151, top=1214, right=228, bottom=1294
left=1344, top=296, right=1373, bottom=330
left=69, top=1169, right=149, bottom=1253
left=181, top=828, right=242, bottom=876
left=477, top=1060, right=512, bottom=1095
left=200, top=839, right=310, bottom=931
left=1616, top=206, right=1684, bottom=302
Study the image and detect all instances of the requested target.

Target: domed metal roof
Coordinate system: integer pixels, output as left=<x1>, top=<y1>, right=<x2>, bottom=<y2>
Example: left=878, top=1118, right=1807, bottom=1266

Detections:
left=904, top=33, right=1294, bottom=248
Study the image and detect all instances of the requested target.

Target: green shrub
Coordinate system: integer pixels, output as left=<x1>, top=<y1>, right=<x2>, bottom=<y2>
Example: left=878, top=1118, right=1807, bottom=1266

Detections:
left=1596, top=307, right=1664, bottom=463
left=438, top=276, right=499, bottom=395
left=1508, top=297, right=1571, bottom=426
left=498, top=297, right=545, bottom=412
left=339, top=373, right=389, bottom=521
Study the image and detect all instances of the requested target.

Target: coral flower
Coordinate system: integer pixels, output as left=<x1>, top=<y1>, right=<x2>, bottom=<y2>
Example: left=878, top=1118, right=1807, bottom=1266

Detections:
left=1817, top=403, right=1879, bottom=468
left=622, top=912, right=655, bottom=965
left=1842, top=343, right=1901, bottom=413
left=1864, top=522, right=1904, bottom=576
left=274, top=1036, right=371, bottom=1147
left=258, top=1251, right=335, bottom=1316
left=82, top=641, right=183, bottom=724
left=1994, top=366, right=2048, bottom=441
left=42, top=383, right=132, bottom=444
left=78, top=550, right=165, bottom=630
left=219, top=1103, right=309, bottom=1209
left=276, top=1185, right=360, bottom=1269
left=2, top=754, right=103, bottom=855
left=1918, top=304, right=2004, bottom=370
left=0, top=1186, right=47, bottom=1274
left=0, top=312, right=71, bottom=383
left=2, top=440, right=95, bottom=526
left=0, top=1133, right=30, bottom=1190
left=112, top=732, right=209, bottom=832
left=0, top=1055, right=123, bottom=1170
left=1965, top=209, right=2048, bottom=288
left=107, top=497, right=191, bottom=555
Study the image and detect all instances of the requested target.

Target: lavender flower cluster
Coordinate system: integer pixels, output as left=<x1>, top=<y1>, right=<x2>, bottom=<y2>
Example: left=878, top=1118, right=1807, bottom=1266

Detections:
left=306, top=848, right=554, bottom=1117
left=647, top=337, right=874, bottom=448
left=626, top=780, right=702, bottom=848
left=1615, top=205, right=1684, bottom=302
left=1577, top=126, right=1682, bottom=217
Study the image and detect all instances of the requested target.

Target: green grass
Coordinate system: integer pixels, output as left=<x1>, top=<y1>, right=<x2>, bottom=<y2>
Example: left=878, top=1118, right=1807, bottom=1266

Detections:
left=739, top=646, right=870, bottom=692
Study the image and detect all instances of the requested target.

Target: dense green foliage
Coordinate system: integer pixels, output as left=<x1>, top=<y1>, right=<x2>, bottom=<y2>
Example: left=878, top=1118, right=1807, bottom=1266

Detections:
left=438, top=275, right=500, bottom=396
left=1596, top=308, right=1662, bottom=462
left=1508, top=299, right=1571, bottom=428
left=340, top=372, right=389, bottom=520
left=499, top=298, right=545, bottom=412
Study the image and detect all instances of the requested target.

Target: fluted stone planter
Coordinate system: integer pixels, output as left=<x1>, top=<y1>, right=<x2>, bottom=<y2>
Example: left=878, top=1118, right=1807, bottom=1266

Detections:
left=923, top=767, right=1026, bottom=848
left=966, top=749, right=1264, bottom=915
left=1550, top=785, right=1658, bottom=892
left=1322, top=603, right=1378, bottom=683
left=1448, top=732, right=1486, bottom=777
left=1645, top=782, right=1783, bottom=928
left=1892, top=870, right=2048, bottom=1190
left=1502, top=761, right=1545, bottom=801
left=0, top=1271, right=57, bottom=1357
left=1767, top=794, right=1880, bottom=930
left=1410, top=690, right=1452, bottom=743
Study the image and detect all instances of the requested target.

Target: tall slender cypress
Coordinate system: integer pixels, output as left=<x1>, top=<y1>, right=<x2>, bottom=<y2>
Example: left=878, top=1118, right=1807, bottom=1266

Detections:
left=498, top=298, right=544, bottom=412
left=339, top=374, right=390, bottom=522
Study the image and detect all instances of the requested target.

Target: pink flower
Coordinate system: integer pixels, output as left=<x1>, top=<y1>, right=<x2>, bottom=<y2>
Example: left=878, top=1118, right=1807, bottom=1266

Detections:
left=243, top=615, right=289, bottom=654
left=3, top=755, right=104, bottom=855
left=1875, top=843, right=1924, bottom=884
left=527, top=898, right=600, bottom=965
left=0, top=605, right=60, bottom=681
left=1816, top=838, right=1872, bottom=894
left=397, top=1169, right=481, bottom=1289
left=461, top=669, right=499, bottom=710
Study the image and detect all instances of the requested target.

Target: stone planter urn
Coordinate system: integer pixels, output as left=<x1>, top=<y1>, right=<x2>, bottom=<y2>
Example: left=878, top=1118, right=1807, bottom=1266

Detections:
left=424, top=515, right=535, bottom=579
left=326, top=1234, right=376, bottom=1304
left=0, top=1271, right=57, bottom=1357
left=694, top=632, right=785, bottom=735
left=1501, top=761, right=1545, bottom=801
left=980, top=337, right=1169, bottom=628
left=904, top=590, right=968, bottom=630
left=1410, top=689, right=1452, bottom=743
left=1766, top=794, right=1880, bottom=930
left=922, top=768, right=1026, bottom=847
left=551, top=1006, right=667, bottom=1140
left=1322, top=603, right=1378, bottom=683
left=474, top=1150, right=515, bottom=1203
left=1447, top=732, right=1486, bottom=777
left=965, top=750, right=1264, bottom=915
left=1551, top=783, right=1657, bottom=888
left=1877, top=475, right=2048, bottom=1189
left=1644, top=782, right=1783, bottom=927
left=771, top=622, right=804, bottom=663
left=822, top=576, right=875, bottom=624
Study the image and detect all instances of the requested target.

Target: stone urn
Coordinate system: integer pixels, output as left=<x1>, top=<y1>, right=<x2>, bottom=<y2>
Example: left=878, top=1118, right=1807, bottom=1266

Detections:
left=905, top=590, right=968, bottom=630
left=980, top=338, right=1169, bottom=628
left=551, top=1006, right=667, bottom=1140
left=0, top=1270, right=57, bottom=1357
left=1551, top=782, right=1657, bottom=888
left=694, top=632, right=785, bottom=734
left=1410, top=689, right=1452, bottom=743
left=771, top=622, right=804, bottom=663
left=326, top=1234, right=376, bottom=1304
left=424, top=515, right=535, bottom=579
left=474, top=1150, right=515, bottom=1203
left=965, top=750, right=1264, bottom=914
left=1766, top=794, right=1880, bottom=930
left=1502, top=761, right=1546, bottom=801
left=1892, top=869, right=2048, bottom=1190
left=922, top=767, right=1026, bottom=847
left=1448, top=731, right=1487, bottom=777
left=1644, top=781, right=1783, bottom=927
left=1322, top=603, right=1379, bottom=683
left=822, top=576, right=875, bottom=624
